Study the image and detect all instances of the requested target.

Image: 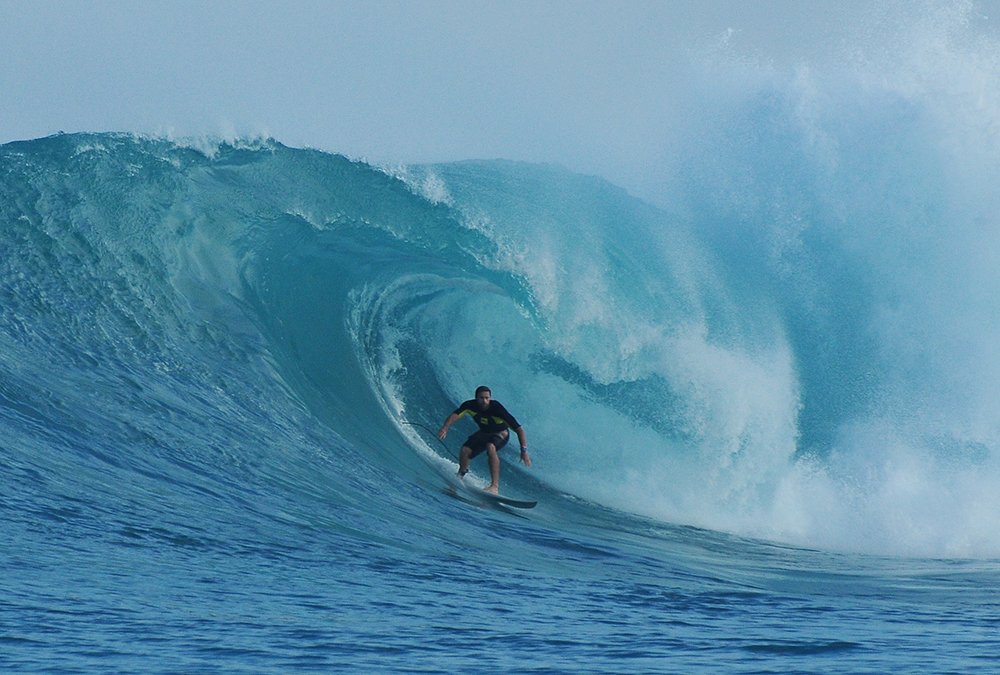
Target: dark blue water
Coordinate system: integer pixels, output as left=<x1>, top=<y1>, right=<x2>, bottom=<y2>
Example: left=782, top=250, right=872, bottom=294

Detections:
left=2, top=127, right=999, bottom=671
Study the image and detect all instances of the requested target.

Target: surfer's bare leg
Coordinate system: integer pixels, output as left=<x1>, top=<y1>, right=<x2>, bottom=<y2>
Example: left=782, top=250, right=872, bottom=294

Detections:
left=457, top=445, right=472, bottom=478
left=484, top=444, right=500, bottom=494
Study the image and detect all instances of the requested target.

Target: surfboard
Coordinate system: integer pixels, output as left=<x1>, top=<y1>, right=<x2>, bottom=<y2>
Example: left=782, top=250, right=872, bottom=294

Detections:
left=444, top=473, right=537, bottom=509
left=470, top=486, right=537, bottom=509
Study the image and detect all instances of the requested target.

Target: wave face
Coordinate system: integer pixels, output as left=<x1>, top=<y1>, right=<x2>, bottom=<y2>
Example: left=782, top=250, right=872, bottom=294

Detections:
left=3, top=93, right=1000, bottom=668
left=3, top=119, right=1000, bottom=558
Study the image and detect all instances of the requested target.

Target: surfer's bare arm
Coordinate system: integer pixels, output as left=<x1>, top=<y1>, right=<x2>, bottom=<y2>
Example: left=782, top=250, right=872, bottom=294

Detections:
left=514, top=426, right=531, bottom=467
left=438, top=413, right=460, bottom=440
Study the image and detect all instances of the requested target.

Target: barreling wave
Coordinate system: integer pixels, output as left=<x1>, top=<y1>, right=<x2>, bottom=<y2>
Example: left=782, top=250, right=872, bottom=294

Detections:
left=2, top=104, right=998, bottom=557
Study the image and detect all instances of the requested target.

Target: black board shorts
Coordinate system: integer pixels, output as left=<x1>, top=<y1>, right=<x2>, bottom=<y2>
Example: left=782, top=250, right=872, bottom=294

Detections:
left=463, top=430, right=510, bottom=458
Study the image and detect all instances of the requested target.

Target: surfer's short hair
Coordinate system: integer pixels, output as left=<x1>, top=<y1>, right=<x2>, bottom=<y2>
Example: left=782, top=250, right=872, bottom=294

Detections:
left=475, top=385, right=491, bottom=397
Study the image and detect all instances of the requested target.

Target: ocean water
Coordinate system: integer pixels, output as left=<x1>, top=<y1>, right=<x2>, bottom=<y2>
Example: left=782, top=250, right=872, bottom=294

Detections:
left=4, top=12, right=1000, bottom=669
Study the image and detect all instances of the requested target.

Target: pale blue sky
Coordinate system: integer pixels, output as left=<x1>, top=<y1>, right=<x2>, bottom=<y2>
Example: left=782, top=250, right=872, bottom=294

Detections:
left=3, top=0, right=998, bottom=201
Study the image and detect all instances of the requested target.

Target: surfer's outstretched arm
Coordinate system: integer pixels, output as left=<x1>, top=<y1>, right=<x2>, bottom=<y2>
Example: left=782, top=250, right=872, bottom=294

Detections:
left=513, top=425, right=531, bottom=467
left=438, top=413, right=460, bottom=440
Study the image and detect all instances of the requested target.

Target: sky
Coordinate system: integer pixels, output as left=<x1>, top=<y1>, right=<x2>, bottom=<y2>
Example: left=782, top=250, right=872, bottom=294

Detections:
left=2, top=0, right=999, bottom=203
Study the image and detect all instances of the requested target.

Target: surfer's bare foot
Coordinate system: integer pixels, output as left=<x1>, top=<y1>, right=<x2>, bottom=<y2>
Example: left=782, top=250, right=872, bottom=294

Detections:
left=484, top=484, right=499, bottom=494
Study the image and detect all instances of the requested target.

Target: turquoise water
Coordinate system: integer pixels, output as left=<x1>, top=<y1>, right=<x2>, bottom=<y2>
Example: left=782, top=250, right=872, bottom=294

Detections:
left=2, top=128, right=998, bottom=672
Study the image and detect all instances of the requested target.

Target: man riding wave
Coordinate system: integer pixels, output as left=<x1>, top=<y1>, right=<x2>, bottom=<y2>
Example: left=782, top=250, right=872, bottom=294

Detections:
left=438, top=386, right=531, bottom=494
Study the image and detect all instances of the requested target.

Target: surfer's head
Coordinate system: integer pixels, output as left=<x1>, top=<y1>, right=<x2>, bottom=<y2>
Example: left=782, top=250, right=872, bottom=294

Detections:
left=474, top=385, right=492, bottom=409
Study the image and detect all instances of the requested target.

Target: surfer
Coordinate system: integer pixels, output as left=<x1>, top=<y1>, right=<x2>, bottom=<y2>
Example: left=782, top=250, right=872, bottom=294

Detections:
left=438, top=386, right=531, bottom=494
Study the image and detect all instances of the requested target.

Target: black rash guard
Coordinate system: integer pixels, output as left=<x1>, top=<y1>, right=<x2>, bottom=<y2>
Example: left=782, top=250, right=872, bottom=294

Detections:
left=453, top=399, right=521, bottom=433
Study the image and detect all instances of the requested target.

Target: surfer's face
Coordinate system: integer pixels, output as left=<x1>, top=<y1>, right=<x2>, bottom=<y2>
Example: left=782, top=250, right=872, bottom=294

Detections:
left=476, top=391, right=491, bottom=410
